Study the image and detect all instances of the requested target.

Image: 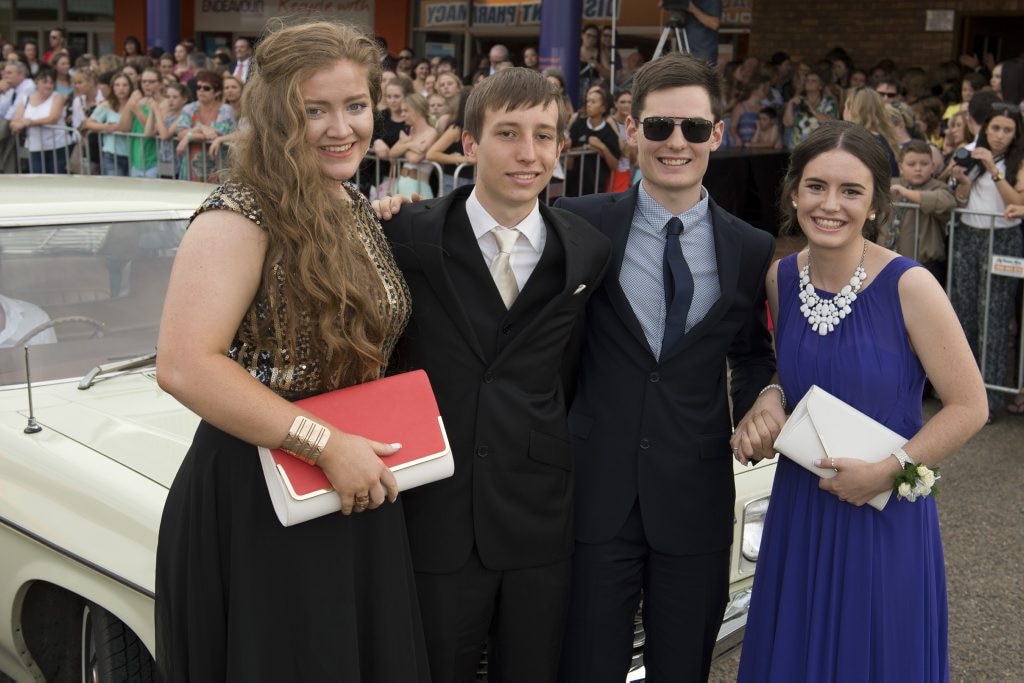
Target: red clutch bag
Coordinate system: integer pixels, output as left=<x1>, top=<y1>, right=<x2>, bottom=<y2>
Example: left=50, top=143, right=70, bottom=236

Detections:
left=258, top=369, right=453, bottom=526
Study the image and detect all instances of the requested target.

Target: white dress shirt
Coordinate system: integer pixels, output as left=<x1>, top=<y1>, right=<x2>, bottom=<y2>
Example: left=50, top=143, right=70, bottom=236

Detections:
left=466, top=188, right=546, bottom=292
left=234, top=58, right=252, bottom=83
left=2, top=78, right=37, bottom=121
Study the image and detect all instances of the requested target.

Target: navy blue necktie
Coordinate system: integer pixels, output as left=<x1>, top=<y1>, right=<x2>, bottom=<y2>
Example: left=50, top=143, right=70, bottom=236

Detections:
left=662, top=217, right=693, bottom=356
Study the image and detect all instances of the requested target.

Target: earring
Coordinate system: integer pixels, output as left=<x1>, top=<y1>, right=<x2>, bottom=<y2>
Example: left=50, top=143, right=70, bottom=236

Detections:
left=868, top=212, right=876, bottom=221
left=791, top=200, right=798, bottom=208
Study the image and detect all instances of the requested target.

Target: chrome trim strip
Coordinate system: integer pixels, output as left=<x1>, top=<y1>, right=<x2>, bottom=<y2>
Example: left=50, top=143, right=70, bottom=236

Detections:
left=0, top=515, right=154, bottom=600
left=0, top=209, right=194, bottom=227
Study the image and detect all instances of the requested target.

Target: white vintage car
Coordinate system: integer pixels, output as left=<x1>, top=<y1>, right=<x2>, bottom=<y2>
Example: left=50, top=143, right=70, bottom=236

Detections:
left=0, top=175, right=775, bottom=682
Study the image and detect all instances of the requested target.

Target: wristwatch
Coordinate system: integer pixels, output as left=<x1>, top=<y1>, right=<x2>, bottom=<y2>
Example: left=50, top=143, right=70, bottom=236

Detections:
left=992, top=170, right=1004, bottom=183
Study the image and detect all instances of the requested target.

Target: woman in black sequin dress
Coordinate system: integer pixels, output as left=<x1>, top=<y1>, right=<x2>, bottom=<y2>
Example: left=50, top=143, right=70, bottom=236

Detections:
left=154, top=21, right=429, bottom=682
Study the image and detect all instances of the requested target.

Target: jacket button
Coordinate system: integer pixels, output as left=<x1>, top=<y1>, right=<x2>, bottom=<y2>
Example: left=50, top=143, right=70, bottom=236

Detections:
left=476, top=446, right=489, bottom=458
left=501, top=324, right=512, bottom=334
left=639, top=438, right=650, bottom=450
left=483, top=371, right=495, bottom=383
left=649, top=372, right=660, bottom=383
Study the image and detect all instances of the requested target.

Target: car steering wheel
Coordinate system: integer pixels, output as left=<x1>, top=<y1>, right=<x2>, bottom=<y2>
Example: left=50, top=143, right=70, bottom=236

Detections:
left=15, top=316, right=105, bottom=347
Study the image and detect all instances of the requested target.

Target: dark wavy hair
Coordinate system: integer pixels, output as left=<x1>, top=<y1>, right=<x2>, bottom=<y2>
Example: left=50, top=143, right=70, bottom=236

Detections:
left=779, top=121, right=893, bottom=241
left=976, top=106, right=1024, bottom=187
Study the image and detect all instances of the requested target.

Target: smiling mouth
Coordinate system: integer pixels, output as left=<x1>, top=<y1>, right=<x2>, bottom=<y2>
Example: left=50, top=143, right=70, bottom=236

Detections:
left=321, top=143, right=354, bottom=153
left=658, top=158, right=691, bottom=167
left=508, top=172, right=540, bottom=181
left=812, top=217, right=844, bottom=230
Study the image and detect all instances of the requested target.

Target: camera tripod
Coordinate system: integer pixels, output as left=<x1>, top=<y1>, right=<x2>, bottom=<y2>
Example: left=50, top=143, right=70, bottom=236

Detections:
left=653, top=11, right=691, bottom=60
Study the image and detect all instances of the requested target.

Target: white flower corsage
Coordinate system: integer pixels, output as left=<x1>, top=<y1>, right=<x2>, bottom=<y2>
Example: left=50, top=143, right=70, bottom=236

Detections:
left=894, top=462, right=940, bottom=502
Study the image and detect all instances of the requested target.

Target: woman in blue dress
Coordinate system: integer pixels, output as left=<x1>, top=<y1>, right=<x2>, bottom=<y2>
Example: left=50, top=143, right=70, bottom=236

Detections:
left=730, top=121, right=987, bottom=682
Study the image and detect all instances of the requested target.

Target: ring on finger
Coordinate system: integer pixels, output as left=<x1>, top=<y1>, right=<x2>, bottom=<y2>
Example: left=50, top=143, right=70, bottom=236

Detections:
left=830, top=457, right=837, bottom=472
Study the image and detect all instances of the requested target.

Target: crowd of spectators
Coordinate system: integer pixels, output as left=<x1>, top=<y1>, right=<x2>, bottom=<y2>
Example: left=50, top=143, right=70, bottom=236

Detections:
left=0, top=26, right=1022, bottom=412
left=1, top=32, right=253, bottom=179
left=2, top=29, right=1023, bottom=188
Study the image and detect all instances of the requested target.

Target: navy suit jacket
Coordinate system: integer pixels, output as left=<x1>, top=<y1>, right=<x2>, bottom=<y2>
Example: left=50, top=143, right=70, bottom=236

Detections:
left=556, top=186, right=776, bottom=556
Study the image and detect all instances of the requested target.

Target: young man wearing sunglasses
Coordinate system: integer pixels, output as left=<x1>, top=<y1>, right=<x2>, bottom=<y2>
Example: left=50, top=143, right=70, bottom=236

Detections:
left=555, top=52, right=778, bottom=682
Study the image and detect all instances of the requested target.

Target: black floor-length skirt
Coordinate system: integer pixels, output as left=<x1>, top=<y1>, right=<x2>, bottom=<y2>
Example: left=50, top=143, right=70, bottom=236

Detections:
left=156, top=421, right=431, bottom=682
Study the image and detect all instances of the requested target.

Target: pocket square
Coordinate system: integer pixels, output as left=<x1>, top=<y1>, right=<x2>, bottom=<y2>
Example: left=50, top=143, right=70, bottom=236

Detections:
left=573, top=284, right=587, bottom=295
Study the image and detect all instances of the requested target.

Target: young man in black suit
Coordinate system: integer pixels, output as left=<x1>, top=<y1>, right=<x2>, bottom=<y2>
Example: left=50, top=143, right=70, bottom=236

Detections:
left=555, top=52, right=781, bottom=681
left=382, top=68, right=611, bottom=683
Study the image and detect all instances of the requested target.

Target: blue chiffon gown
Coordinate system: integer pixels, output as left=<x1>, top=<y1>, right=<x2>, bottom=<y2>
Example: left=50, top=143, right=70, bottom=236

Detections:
left=738, top=254, right=949, bottom=683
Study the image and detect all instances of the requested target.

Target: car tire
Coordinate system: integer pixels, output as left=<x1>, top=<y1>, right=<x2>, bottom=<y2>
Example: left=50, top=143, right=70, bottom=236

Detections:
left=81, top=603, right=154, bottom=683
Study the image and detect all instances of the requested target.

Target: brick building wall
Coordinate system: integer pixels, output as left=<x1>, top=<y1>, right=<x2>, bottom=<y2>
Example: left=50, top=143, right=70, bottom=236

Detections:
left=748, top=0, right=1024, bottom=70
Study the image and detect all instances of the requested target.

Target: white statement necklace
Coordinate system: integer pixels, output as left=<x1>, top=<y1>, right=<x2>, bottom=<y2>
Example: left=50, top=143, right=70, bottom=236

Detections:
left=798, top=240, right=867, bottom=336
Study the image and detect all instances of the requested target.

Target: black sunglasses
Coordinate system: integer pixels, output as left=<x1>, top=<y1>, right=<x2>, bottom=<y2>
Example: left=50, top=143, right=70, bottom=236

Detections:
left=196, top=84, right=215, bottom=92
left=639, top=116, right=714, bottom=143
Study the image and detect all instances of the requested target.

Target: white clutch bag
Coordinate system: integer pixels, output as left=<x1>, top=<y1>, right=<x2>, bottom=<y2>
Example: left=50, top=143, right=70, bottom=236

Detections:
left=773, top=385, right=908, bottom=511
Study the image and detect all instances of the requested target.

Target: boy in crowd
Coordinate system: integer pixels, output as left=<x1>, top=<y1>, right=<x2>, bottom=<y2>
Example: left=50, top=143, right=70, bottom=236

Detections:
left=882, top=139, right=955, bottom=283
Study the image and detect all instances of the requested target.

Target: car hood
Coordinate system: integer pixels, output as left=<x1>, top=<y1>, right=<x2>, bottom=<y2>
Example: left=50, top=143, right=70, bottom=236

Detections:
left=11, top=370, right=199, bottom=488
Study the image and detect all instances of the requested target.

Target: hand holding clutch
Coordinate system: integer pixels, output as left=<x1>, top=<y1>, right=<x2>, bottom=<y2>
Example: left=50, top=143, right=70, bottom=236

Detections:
left=259, top=370, right=454, bottom=526
left=316, top=434, right=399, bottom=515
left=815, top=456, right=902, bottom=508
left=772, top=385, right=908, bottom=511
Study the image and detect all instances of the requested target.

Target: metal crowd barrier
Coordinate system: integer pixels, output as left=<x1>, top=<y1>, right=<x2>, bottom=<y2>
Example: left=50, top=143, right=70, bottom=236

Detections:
left=945, top=207, right=1024, bottom=399
left=354, top=148, right=601, bottom=202
left=12, top=130, right=603, bottom=200
left=885, top=200, right=924, bottom=262
left=12, top=126, right=228, bottom=182
left=560, top=147, right=606, bottom=197
left=11, top=124, right=81, bottom=174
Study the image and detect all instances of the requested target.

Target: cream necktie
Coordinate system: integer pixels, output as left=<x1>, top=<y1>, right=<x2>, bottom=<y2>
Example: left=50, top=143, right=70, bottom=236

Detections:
left=490, top=227, right=520, bottom=309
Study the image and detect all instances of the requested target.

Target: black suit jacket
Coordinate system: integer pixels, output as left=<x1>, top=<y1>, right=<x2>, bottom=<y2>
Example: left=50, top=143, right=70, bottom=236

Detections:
left=385, top=185, right=612, bottom=574
left=555, top=187, right=776, bottom=556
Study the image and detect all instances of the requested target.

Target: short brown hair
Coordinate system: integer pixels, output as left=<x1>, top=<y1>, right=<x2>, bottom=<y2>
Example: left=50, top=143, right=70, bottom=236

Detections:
left=899, top=139, right=932, bottom=161
left=631, top=52, right=724, bottom=122
left=193, top=69, right=222, bottom=92
left=464, top=67, right=567, bottom=141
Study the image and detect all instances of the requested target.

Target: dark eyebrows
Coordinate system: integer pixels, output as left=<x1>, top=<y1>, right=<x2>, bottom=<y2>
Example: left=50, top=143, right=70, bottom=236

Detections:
left=802, top=175, right=867, bottom=190
left=490, top=118, right=557, bottom=133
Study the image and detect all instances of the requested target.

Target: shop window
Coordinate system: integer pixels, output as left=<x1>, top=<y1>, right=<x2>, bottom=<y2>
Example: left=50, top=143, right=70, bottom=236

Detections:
left=14, top=0, right=59, bottom=22
left=67, top=0, right=115, bottom=22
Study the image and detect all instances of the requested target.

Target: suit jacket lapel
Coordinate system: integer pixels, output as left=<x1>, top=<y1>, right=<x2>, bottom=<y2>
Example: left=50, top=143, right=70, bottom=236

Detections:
left=489, top=203, right=576, bottom=363
left=410, top=190, right=488, bottom=363
left=661, top=199, right=744, bottom=361
left=600, top=187, right=654, bottom=355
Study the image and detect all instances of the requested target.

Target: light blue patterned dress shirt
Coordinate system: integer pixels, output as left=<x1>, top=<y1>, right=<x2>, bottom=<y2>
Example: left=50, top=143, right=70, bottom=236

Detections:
left=619, top=183, right=721, bottom=360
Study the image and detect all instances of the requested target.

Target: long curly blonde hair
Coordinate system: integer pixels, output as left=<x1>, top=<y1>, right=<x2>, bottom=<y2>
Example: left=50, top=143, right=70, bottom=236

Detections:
left=230, top=20, right=387, bottom=388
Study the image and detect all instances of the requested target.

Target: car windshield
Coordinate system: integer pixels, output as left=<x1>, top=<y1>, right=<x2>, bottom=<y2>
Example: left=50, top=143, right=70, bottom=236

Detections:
left=0, top=219, right=186, bottom=386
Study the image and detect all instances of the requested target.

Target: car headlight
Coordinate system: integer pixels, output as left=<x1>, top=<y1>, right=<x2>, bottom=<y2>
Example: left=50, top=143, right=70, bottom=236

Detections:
left=741, top=496, right=769, bottom=562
